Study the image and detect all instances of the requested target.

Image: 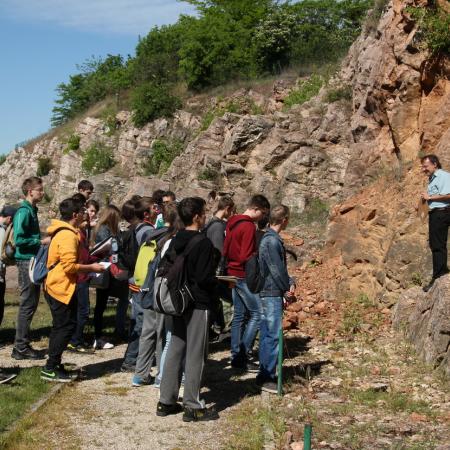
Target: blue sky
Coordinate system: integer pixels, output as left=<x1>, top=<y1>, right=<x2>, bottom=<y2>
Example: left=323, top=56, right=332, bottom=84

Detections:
left=0, top=0, right=195, bottom=154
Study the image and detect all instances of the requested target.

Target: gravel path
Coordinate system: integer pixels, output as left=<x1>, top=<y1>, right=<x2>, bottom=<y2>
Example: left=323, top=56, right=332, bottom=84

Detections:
left=0, top=339, right=256, bottom=450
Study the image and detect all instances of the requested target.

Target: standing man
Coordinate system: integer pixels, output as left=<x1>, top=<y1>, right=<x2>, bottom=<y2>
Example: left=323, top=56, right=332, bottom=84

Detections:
left=0, top=206, right=17, bottom=328
left=223, top=194, right=270, bottom=371
left=12, top=177, right=50, bottom=360
left=420, top=154, right=450, bottom=292
left=257, top=205, right=295, bottom=393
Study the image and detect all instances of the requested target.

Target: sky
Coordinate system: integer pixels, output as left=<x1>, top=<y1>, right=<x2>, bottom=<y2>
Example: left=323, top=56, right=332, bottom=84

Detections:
left=0, top=0, right=195, bottom=154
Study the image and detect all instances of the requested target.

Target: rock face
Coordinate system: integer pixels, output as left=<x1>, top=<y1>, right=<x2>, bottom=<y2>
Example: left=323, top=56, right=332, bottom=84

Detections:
left=392, top=275, right=450, bottom=374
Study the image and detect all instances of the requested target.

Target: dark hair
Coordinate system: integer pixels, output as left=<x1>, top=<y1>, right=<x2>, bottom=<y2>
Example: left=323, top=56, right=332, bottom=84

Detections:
left=129, top=194, right=142, bottom=204
left=152, top=189, right=165, bottom=206
left=21, top=177, right=42, bottom=196
left=77, top=180, right=94, bottom=192
left=59, top=197, right=84, bottom=221
left=86, top=199, right=100, bottom=212
left=72, top=193, right=87, bottom=204
left=134, top=196, right=153, bottom=221
left=163, top=190, right=176, bottom=201
left=421, top=154, right=442, bottom=169
left=177, top=197, right=206, bottom=226
left=121, top=200, right=136, bottom=222
left=217, top=195, right=235, bottom=212
left=270, top=205, right=290, bottom=225
left=248, top=194, right=270, bottom=211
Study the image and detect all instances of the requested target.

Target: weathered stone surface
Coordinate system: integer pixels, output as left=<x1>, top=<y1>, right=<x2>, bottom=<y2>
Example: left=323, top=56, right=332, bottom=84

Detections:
left=392, top=276, right=450, bottom=374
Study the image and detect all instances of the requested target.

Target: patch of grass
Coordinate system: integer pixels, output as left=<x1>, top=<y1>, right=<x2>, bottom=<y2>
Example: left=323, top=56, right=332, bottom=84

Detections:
left=290, top=198, right=329, bottom=227
left=63, top=134, right=81, bottom=154
left=341, top=307, right=363, bottom=335
left=411, top=272, right=423, bottom=286
left=144, top=138, right=183, bottom=175
left=0, top=367, right=52, bottom=441
left=325, top=85, right=352, bottom=103
left=0, top=154, right=7, bottom=165
left=105, top=386, right=129, bottom=396
left=81, top=142, right=116, bottom=175
left=356, top=292, right=374, bottom=307
left=283, top=74, right=324, bottom=110
left=36, top=157, right=53, bottom=177
left=198, top=167, right=219, bottom=181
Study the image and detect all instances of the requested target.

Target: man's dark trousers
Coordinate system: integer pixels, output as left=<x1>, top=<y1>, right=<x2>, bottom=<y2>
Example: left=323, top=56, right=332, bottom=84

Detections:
left=44, top=292, right=77, bottom=370
left=429, top=209, right=450, bottom=279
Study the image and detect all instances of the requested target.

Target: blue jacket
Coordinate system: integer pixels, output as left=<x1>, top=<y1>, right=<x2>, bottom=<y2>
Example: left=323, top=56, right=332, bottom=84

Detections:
left=258, top=229, right=292, bottom=298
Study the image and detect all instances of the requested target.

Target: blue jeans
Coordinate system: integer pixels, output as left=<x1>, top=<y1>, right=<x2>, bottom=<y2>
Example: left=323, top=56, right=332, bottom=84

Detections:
left=70, top=282, right=90, bottom=346
left=231, top=279, right=261, bottom=364
left=258, top=296, right=283, bottom=381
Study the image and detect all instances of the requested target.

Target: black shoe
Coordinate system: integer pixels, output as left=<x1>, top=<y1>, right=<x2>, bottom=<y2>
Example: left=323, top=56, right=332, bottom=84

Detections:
left=156, top=402, right=183, bottom=417
left=67, top=343, right=95, bottom=354
left=57, top=364, right=79, bottom=380
left=183, top=407, right=219, bottom=422
left=261, top=381, right=278, bottom=394
left=12, top=346, right=45, bottom=360
left=41, top=367, right=74, bottom=383
left=120, top=362, right=136, bottom=373
left=423, top=279, right=436, bottom=293
left=0, top=371, right=17, bottom=384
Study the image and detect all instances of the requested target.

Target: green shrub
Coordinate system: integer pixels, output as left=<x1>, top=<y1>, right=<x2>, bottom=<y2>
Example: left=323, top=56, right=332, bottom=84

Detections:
left=198, top=167, right=219, bottom=181
left=0, top=155, right=6, bottom=166
left=64, top=134, right=80, bottom=154
left=408, top=5, right=450, bottom=55
left=300, top=198, right=329, bottom=225
left=325, top=85, right=352, bottom=103
left=283, top=74, right=324, bottom=110
left=82, top=143, right=115, bottom=175
left=131, top=82, right=181, bottom=128
left=36, top=157, right=53, bottom=177
left=144, top=139, right=183, bottom=175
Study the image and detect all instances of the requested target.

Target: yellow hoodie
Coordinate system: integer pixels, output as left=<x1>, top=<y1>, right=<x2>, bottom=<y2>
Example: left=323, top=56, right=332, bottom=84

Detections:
left=45, top=219, right=81, bottom=304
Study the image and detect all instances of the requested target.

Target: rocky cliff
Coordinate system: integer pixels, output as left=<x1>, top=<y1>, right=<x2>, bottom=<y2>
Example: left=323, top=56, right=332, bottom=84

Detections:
left=0, top=0, right=448, bottom=308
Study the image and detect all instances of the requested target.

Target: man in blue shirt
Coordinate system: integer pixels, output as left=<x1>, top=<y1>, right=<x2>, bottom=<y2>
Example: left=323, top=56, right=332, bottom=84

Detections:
left=420, top=154, right=450, bottom=292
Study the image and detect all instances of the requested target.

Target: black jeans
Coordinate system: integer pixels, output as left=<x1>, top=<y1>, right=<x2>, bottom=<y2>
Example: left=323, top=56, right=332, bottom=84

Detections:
left=94, top=279, right=129, bottom=338
left=70, top=282, right=90, bottom=346
left=45, top=292, right=77, bottom=370
left=0, top=280, right=5, bottom=327
left=428, top=209, right=450, bottom=279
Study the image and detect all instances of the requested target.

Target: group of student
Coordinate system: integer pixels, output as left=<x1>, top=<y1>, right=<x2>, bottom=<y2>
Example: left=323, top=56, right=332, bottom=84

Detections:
left=0, top=176, right=296, bottom=422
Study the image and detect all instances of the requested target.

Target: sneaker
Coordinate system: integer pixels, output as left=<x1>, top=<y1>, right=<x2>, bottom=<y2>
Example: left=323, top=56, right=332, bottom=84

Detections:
left=156, top=401, right=183, bottom=417
left=93, top=339, right=114, bottom=350
left=182, top=407, right=219, bottom=422
left=261, top=381, right=278, bottom=394
left=11, top=346, right=45, bottom=360
left=231, top=359, right=259, bottom=373
left=67, top=343, right=95, bottom=354
left=0, top=371, right=17, bottom=384
left=41, top=368, right=74, bottom=383
left=132, top=374, right=153, bottom=387
left=121, top=362, right=136, bottom=373
left=57, top=364, right=79, bottom=380
left=246, top=361, right=260, bottom=373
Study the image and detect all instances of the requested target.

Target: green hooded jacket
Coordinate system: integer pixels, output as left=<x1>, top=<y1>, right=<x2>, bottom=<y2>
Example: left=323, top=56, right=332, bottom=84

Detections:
left=13, top=200, right=41, bottom=260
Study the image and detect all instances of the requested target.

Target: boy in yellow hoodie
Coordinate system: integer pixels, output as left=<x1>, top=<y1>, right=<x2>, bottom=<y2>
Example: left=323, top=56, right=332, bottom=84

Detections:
left=41, top=198, right=105, bottom=382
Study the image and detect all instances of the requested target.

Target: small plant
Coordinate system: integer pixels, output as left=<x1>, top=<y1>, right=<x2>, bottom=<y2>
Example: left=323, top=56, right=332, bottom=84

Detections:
left=198, top=167, right=219, bottom=181
left=411, top=272, right=423, bottom=286
left=325, top=86, right=352, bottom=103
left=144, top=138, right=183, bottom=176
left=299, top=198, right=329, bottom=226
left=283, top=74, right=324, bottom=110
left=341, top=307, right=363, bottom=335
left=0, top=155, right=6, bottom=165
left=36, top=157, right=53, bottom=177
left=82, top=142, right=115, bottom=175
left=64, top=134, right=80, bottom=154
left=356, top=292, right=373, bottom=307
left=200, top=100, right=242, bottom=131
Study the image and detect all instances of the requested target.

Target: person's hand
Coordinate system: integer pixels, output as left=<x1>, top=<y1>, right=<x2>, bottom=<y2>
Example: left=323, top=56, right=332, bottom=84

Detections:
left=90, top=263, right=106, bottom=273
left=421, top=192, right=431, bottom=201
left=41, top=236, right=51, bottom=245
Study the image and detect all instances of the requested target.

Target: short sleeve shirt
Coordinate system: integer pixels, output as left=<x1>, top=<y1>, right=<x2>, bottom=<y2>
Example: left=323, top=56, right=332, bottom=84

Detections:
left=427, top=169, right=450, bottom=209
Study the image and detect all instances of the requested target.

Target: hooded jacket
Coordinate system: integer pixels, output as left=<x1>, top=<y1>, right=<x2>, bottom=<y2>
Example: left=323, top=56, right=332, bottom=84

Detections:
left=169, top=229, right=219, bottom=310
left=45, top=220, right=80, bottom=304
left=13, top=200, right=41, bottom=260
left=223, top=214, right=256, bottom=278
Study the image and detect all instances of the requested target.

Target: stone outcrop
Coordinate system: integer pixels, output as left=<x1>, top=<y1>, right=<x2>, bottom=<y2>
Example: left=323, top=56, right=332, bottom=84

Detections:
left=392, top=275, right=450, bottom=374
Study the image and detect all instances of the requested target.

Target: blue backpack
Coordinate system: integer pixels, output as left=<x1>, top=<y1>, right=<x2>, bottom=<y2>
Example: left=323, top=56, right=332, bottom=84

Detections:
left=29, top=227, right=74, bottom=285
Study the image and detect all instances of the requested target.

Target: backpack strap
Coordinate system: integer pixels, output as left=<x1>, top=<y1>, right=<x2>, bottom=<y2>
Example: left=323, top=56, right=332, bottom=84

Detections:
left=47, top=227, right=78, bottom=271
left=182, top=233, right=206, bottom=257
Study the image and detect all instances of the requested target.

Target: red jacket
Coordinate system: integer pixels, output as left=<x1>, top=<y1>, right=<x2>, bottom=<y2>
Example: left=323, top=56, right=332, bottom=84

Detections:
left=223, top=215, right=256, bottom=278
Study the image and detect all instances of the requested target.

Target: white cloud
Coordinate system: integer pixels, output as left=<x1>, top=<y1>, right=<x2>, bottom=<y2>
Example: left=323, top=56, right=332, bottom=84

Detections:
left=0, top=0, right=195, bottom=35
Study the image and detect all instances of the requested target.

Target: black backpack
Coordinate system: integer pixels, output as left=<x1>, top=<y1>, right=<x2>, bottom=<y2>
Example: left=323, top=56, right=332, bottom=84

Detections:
left=245, top=253, right=264, bottom=293
left=153, top=234, right=205, bottom=316
left=117, top=223, right=147, bottom=274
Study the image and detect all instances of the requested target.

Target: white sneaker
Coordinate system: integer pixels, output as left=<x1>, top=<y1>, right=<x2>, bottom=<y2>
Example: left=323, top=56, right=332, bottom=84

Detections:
left=93, top=339, right=114, bottom=350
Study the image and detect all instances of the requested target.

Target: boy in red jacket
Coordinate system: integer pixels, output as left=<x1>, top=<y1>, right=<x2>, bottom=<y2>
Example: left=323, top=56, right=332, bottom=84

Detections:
left=223, top=194, right=270, bottom=371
